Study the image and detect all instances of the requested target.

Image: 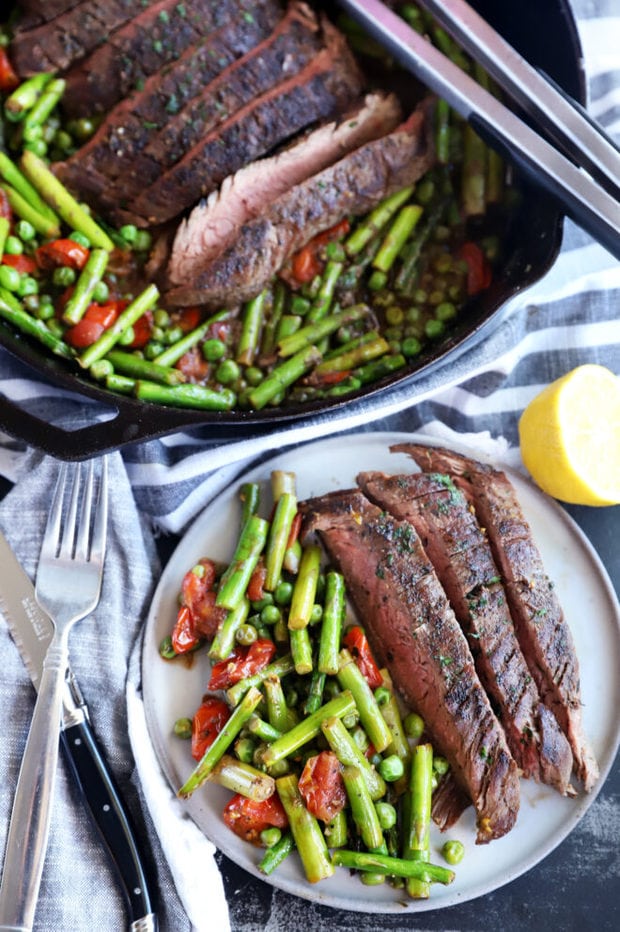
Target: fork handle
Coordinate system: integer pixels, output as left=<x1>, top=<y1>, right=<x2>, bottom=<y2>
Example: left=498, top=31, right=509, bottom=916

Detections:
left=0, top=633, right=69, bottom=932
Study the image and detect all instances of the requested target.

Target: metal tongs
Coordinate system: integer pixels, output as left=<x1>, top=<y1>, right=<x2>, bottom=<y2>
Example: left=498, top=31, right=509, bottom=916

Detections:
left=335, top=0, right=620, bottom=259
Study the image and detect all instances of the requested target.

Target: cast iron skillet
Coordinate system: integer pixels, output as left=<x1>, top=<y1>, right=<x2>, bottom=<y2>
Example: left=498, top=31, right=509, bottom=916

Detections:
left=0, top=0, right=585, bottom=458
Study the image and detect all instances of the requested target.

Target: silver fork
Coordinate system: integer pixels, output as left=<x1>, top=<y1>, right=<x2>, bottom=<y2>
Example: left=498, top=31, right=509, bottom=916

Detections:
left=0, top=457, right=108, bottom=932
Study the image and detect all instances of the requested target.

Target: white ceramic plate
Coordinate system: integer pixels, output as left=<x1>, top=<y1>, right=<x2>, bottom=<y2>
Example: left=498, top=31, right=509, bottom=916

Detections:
left=142, top=432, right=620, bottom=913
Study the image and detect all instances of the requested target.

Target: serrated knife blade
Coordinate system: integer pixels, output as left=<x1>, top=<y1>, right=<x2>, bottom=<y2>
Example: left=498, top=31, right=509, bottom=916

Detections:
left=0, top=530, right=157, bottom=931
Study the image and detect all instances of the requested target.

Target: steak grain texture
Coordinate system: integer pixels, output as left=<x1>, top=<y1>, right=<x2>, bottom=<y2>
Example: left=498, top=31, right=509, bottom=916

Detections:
left=359, top=469, right=575, bottom=795
left=300, top=487, right=520, bottom=843
left=165, top=101, right=434, bottom=307
left=127, top=18, right=363, bottom=227
left=167, top=91, right=403, bottom=288
left=396, top=443, right=599, bottom=792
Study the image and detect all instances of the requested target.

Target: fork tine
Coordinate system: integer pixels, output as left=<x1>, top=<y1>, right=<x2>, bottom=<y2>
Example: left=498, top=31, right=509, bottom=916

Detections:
left=59, top=463, right=81, bottom=560
left=89, top=456, right=108, bottom=565
left=41, top=462, right=69, bottom=559
left=74, top=460, right=95, bottom=562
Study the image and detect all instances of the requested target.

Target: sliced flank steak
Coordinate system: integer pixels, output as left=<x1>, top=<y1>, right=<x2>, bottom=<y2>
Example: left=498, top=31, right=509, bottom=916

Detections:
left=358, top=469, right=575, bottom=795
left=300, top=487, right=520, bottom=843
left=165, top=100, right=434, bottom=307
left=167, top=91, right=403, bottom=288
left=104, top=2, right=325, bottom=210
left=54, top=0, right=285, bottom=206
left=125, top=18, right=363, bottom=227
left=60, top=0, right=248, bottom=117
left=11, top=0, right=83, bottom=34
left=9, top=0, right=144, bottom=75
left=396, top=443, right=599, bottom=793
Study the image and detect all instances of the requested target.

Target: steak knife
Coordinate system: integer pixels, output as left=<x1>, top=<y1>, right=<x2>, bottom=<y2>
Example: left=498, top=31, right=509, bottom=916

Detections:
left=0, top=531, right=157, bottom=932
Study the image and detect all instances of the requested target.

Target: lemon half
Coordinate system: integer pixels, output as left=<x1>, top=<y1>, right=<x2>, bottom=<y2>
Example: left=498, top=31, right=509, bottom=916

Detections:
left=518, top=364, right=620, bottom=507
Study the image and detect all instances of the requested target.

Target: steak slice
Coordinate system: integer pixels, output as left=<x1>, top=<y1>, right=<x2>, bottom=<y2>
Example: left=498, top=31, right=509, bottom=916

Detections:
left=300, top=487, right=520, bottom=843
left=396, top=443, right=599, bottom=792
left=165, top=101, right=434, bottom=307
left=60, top=0, right=243, bottom=117
left=55, top=0, right=284, bottom=206
left=11, top=0, right=83, bottom=33
left=167, top=91, right=403, bottom=288
left=9, top=0, right=143, bottom=75
left=105, top=2, right=324, bottom=209
left=125, top=19, right=363, bottom=228
left=359, top=469, right=575, bottom=795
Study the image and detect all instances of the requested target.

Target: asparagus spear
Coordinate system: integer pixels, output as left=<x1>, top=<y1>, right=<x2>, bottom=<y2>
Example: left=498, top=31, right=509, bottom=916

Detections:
left=106, top=349, right=185, bottom=387
left=342, top=765, right=384, bottom=851
left=208, top=755, right=275, bottom=801
left=237, top=289, right=267, bottom=365
left=0, top=287, right=72, bottom=358
left=288, top=544, right=321, bottom=630
left=373, top=204, right=424, bottom=273
left=62, top=247, right=109, bottom=324
left=289, top=625, right=313, bottom=675
left=345, top=186, right=414, bottom=256
left=215, top=514, right=269, bottom=611
left=402, top=742, right=434, bottom=899
left=78, top=284, right=159, bottom=367
left=320, top=716, right=386, bottom=801
left=248, top=345, right=321, bottom=410
left=336, top=649, right=392, bottom=753
left=226, top=653, right=296, bottom=707
left=135, top=381, right=236, bottom=411
left=260, top=691, right=356, bottom=767
left=317, top=571, right=345, bottom=676
left=153, top=309, right=230, bottom=367
left=331, top=849, right=454, bottom=885
left=264, top=492, right=297, bottom=591
left=208, top=597, right=250, bottom=663
left=277, top=304, right=369, bottom=359
left=259, top=831, right=295, bottom=875
left=276, top=775, right=334, bottom=883
left=4, top=74, right=53, bottom=121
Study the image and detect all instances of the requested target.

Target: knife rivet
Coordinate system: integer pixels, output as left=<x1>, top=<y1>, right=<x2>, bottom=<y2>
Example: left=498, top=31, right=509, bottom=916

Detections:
left=103, top=803, right=111, bottom=812
left=74, top=737, right=82, bottom=746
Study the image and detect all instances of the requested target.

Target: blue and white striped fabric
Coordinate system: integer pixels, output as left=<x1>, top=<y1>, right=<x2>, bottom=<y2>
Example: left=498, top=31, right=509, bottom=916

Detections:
left=0, top=3, right=618, bottom=931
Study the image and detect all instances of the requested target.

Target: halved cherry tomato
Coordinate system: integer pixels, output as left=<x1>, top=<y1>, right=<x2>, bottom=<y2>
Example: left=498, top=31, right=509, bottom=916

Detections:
left=458, top=241, right=492, bottom=296
left=0, top=188, right=13, bottom=221
left=286, top=512, right=302, bottom=550
left=343, top=625, right=383, bottom=689
left=208, top=639, right=276, bottom=691
left=0, top=48, right=19, bottom=93
left=181, top=558, right=224, bottom=640
left=311, top=369, right=353, bottom=387
left=171, top=604, right=201, bottom=655
left=35, top=239, right=90, bottom=270
left=298, top=751, right=346, bottom=822
left=128, top=309, right=152, bottom=349
left=191, top=696, right=231, bottom=761
left=64, top=318, right=104, bottom=348
left=246, top=558, right=266, bottom=603
left=84, top=301, right=120, bottom=329
left=175, top=346, right=209, bottom=381
left=223, top=792, right=288, bottom=845
left=2, top=253, right=37, bottom=274
left=177, top=306, right=202, bottom=333
left=289, top=219, right=351, bottom=284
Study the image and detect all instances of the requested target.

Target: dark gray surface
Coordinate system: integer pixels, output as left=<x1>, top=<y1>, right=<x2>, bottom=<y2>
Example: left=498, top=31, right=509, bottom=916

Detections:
left=219, top=502, right=620, bottom=932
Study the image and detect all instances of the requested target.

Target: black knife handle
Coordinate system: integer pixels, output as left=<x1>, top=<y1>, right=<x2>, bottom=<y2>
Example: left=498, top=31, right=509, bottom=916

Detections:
left=61, top=718, right=158, bottom=931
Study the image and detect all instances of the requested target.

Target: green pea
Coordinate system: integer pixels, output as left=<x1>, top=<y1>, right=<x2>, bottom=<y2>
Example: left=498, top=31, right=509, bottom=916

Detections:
left=69, top=231, right=90, bottom=248
left=53, top=129, right=74, bottom=153
left=244, top=366, right=263, bottom=386
left=216, top=358, right=240, bottom=384
left=274, top=581, right=293, bottom=606
left=385, top=305, right=404, bottom=326
left=153, top=308, right=170, bottom=328
left=133, top=230, right=152, bottom=252
left=404, top=711, right=424, bottom=739
left=235, top=624, right=258, bottom=646
left=433, top=755, right=450, bottom=775
left=202, top=338, right=226, bottom=361
left=118, top=325, right=135, bottom=346
left=150, top=326, right=165, bottom=343
left=0, top=264, right=21, bottom=291
left=18, top=275, right=39, bottom=297
left=165, top=325, right=183, bottom=345
left=4, top=236, right=23, bottom=255
left=16, top=220, right=36, bottom=242
left=90, top=359, right=114, bottom=380
left=144, top=341, right=164, bottom=359
left=290, top=295, right=311, bottom=316
left=260, top=604, right=281, bottom=626
left=373, top=686, right=391, bottom=707
left=173, top=717, right=192, bottom=739
left=266, top=758, right=290, bottom=777
left=309, top=603, right=323, bottom=625
left=378, top=754, right=405, bottom=782
left=23, top=293, right=40, bottom=312
left=235, top=737, right=256, bottom=765
left=35, top=300, right=55, bottom=320
left=442, top=839, right=465, bottom=865
left=92, top=280, right=109, bottom=303
left=74, top=117, right=96, bottom=141
left=119, top=224, right=138, bottom=245
left=24, top=139, right=48, bottom=157
left=368, top=269, right=388, bottom=292
left=402, top=336, right=422, bottom=357
left=53, top=266, right=76, bottom=287
left=435, top=302, right=456, bottom=322
left=425, top=318, right=446, bottom=340
left=251, top=594, right=274, bottom=611
left=375, top=801, right=397, bottom=830
left=260, top=827, right=282, bottom=848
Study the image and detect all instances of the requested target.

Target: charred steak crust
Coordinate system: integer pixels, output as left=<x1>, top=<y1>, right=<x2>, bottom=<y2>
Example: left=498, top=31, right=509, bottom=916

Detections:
left=55, top=0, right=287, bottom=205
left=395, top=443, right=599, bottom=793
left=300, top=487, right=520, bottom=843
left=126, top=17, right=363, bottom=227
left=358, top=469, right=575, bottom=795
left=167, top=91, right=403, bottom=287
left=164, top=100, right=435, bottom=307
left=59, top=0, right=247, bottom=118
left=10, top=0, right=144, bottom=75
left=107, top=2, right=324, bottom=209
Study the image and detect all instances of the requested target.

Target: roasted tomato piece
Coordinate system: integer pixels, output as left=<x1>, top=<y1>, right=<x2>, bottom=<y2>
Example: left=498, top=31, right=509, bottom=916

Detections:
left=343, top=625, right=383, bottom=689
left=458, top=241, right=492, bottom=295
left=128, top=309, right=152, bottom=349
left=223, top=793, right=288, bottom=845
left=0, top=48, right=19, bottom=93
left=171, top=604, right=201, bottom=655
left=35, top=238, right=90, bottom=270
left=175, top=346, right=209, bottom=382
left=208, top=639, right=276, bottom=691
left=246, top=558, right=266, bottom=603
left=191, top=696, right=231, bottom=761
left=64, top=318, right=104, bottom=349
left=181, top=558, right=224, bottom=640
left=2, top=253, right=37, bottom=274
left=298, top=751, right=347, bottom=822
left=84, top=301, right=120, bottom=329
